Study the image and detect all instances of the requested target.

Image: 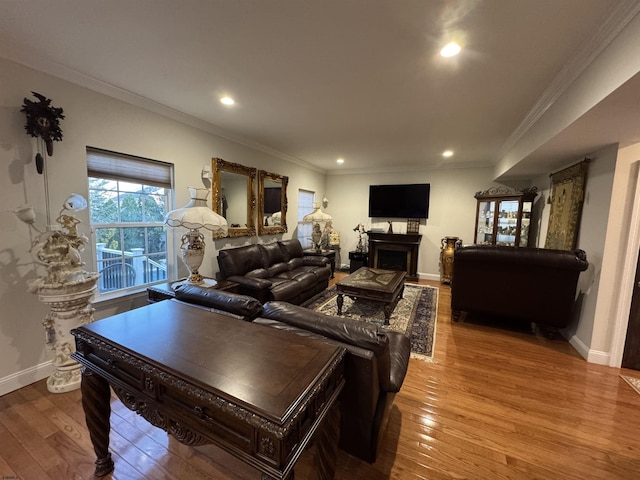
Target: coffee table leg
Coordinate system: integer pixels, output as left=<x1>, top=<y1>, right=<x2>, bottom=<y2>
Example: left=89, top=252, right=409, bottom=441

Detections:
left=383, top=303, right=392, bottom=325
left=336, top=293, right=344, bottom=316
left=81, top=367, right=114, bottom=477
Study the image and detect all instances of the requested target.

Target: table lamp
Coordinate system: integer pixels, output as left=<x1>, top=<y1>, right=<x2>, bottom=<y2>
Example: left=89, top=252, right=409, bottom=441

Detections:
left=165, top=187, right=228, bottom=286
left=302, top=202, right=332, bottom=251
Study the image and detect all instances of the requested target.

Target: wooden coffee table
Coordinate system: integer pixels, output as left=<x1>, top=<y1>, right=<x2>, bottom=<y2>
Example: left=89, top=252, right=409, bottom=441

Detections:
left=335, top=267, right=406, bottom=325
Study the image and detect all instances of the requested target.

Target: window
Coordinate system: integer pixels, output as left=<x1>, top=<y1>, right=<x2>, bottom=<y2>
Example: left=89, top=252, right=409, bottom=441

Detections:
left=297, top=189, right=315, bottom=249
left=87, top=148, right=173, bottom=295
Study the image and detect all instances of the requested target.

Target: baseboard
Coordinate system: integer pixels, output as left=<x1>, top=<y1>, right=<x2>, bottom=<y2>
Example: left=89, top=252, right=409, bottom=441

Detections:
left=0, top=360, right=54, bottom=396
left=418, top=273, right=440, bottom=282
left=568, top=333, right=611, bottom=365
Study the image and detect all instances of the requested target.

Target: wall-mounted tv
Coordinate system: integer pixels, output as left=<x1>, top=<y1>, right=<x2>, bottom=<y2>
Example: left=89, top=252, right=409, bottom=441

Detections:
left=368, top=183, right=430, bottom=219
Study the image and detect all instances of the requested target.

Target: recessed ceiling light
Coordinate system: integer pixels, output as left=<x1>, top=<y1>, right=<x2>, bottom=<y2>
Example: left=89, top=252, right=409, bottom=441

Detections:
left=442, top=150, right=454, bottom=158
left=440, top=42, right=461, bottom=58
left=220, top=96, right=235, bottom=106
left=336, top=158, right=344, bottom=164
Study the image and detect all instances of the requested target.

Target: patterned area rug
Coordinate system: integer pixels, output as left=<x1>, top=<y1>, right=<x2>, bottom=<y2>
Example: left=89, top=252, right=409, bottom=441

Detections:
left=303, top=283, right=438, bottom=362
left=621, top=375, right=640, bottom=396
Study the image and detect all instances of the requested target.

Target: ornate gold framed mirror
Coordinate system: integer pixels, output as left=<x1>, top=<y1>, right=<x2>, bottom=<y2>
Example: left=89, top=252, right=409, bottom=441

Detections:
left=258, top=170, right=288, bottom=235
left=211, top=158, right=257, bottom=237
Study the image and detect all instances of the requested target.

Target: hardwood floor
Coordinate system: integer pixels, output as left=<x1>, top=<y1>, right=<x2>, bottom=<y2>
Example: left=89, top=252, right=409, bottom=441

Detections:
left=2, top=275, right=640, bottom=479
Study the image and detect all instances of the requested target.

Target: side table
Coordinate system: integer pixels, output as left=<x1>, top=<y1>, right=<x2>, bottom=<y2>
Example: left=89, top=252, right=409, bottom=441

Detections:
left=349, top=251, right=368, bottom=273
left=303, top=249, right=336, bottom=278
left=147, top=279, right=239, bottom=303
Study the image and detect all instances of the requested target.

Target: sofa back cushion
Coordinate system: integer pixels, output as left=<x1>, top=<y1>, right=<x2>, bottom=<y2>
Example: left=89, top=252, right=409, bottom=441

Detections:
left=278, top=239, right=304, bottom=261
left=260, top=241, right=286, bottom=266
left=174, top=285, right=263, bottom=320
left=217, top=244, right=265, bottom=279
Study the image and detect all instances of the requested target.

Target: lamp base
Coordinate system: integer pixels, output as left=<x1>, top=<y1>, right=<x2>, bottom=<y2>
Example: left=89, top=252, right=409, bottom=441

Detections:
left=171, top=277, right=217, bottom=290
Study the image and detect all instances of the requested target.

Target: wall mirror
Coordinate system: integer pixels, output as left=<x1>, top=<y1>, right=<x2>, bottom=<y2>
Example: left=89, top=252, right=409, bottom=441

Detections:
left=258, top=170, right=288, bottom=235
left=211, top=158, right=257, bottom=237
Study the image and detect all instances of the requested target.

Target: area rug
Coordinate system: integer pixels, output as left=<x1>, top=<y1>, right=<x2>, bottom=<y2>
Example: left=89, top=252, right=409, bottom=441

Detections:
left=621, top=375, right=640, bottom=396
left=303, top=283, right=438, bottom=362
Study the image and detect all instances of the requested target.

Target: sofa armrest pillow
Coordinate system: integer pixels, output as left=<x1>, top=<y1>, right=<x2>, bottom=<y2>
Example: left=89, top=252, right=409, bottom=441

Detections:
left=174, top=285, right=263, bottom=320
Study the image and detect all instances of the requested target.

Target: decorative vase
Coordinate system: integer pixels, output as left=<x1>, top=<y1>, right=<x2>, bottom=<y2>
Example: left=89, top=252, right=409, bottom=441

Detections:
left=440, top=236, right=462, bottom=284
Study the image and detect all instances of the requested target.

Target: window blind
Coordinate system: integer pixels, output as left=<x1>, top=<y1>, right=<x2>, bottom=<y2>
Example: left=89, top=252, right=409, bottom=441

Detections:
left=87, top=148, right=173, bottom=188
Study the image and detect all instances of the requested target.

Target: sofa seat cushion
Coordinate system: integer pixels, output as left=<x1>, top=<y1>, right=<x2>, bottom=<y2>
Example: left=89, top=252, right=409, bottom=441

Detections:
left=245, top=268, right=270, bottom=279
left=266, top=262, right=289, bottom=277
left=270, top=281, right=303, bottom=302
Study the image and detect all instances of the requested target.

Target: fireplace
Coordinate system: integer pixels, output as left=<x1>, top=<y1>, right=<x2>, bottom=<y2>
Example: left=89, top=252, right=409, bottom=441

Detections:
left=368, top=232, right=422, bottom=281
left=377, top=249, right=408, bottom=272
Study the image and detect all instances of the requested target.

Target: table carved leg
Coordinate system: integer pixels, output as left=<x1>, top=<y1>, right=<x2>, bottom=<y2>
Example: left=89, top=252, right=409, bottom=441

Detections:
left=80, top=368, right=114, bottom=477
left=314, top=401, right=340, bottom=480
left=336, top=293, right=344, bottom=316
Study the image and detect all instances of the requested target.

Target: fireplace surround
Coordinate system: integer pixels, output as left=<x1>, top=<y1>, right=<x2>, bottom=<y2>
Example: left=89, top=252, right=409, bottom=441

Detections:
left=367, top=231, right=422, bottom=281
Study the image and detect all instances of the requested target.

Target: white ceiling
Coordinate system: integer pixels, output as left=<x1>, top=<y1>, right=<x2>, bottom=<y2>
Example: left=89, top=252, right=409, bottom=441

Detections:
left=1, top=0, right=638, bottom=178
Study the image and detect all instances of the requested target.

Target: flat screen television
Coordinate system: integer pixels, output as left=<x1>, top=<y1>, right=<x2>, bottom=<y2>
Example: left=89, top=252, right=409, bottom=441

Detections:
left=368, top=183, right=430, bottom=219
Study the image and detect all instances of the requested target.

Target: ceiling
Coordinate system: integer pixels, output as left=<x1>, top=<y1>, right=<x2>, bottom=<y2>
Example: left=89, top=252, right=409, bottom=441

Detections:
left=1, top=0, right=638, bottom=178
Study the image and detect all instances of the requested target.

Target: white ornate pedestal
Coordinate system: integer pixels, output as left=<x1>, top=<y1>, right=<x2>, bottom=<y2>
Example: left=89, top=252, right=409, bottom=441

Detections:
left=36, top=277, right=99, bottom=393
left=19, top=194, right=100, bottom=393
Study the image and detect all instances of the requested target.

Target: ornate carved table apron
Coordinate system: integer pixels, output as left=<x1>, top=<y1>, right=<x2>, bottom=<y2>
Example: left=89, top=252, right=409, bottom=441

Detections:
left=71, top=300, right=345, bottom=480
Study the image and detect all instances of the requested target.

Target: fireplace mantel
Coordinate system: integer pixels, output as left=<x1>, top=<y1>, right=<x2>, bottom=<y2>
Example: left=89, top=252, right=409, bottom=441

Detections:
left=367, top=231, right=422, bottom=281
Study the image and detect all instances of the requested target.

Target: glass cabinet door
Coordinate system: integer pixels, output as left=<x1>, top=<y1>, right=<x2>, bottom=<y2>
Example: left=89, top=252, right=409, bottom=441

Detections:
left=519, top=200, right=532, bottom=246
left=476, top=200, right=495, bottom=245
left=474, top=187, right=538, bottom=247
left=496, top=199, right=519, bottom=246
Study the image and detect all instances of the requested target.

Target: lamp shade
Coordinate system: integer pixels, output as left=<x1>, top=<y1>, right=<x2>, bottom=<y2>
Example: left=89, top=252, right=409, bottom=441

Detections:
left=164, top=187, right=228, bottom=286
left=302, top=202, right=332, bottom=224
left=165, top=187, right=228, bottom=236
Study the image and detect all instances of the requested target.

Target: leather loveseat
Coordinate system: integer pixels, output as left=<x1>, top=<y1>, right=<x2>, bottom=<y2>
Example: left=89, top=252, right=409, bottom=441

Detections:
left=451, top=245, right=589, bottom=331
left=174, top=285, right=411, bottom=464
left=217, top=239, right=331, bottom=305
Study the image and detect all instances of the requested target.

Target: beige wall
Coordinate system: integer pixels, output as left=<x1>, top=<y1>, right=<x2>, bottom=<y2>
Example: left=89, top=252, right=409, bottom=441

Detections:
left=326, top=167, right=500, bottom=278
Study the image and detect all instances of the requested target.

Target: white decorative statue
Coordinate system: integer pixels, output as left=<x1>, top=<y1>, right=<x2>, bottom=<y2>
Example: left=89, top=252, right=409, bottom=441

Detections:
left=15, top=194, right=100, bottom=393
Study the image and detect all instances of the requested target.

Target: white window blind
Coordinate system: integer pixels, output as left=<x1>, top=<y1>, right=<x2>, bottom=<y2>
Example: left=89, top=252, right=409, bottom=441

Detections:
left=297, top=189, right=315, bottom=249
left=87, top=148, right=172, bottom=188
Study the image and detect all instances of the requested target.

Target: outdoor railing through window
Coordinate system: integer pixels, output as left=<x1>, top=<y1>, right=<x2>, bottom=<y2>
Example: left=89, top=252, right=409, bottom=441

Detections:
left=88, top=148, right=173, bottom=295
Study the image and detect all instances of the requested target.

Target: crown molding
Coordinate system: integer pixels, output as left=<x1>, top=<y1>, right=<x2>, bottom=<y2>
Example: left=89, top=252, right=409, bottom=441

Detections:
left=0, top=46, right=324, bottom=174
left=497, top=0, right=640, bottom=160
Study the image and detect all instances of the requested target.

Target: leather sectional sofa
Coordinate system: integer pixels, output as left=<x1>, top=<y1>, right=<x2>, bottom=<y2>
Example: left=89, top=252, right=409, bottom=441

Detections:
left=217, top=239, right=331, bottom=305
left=174, top=284, right=411, bottom=464
left=451, top=245, right=589, bottom=331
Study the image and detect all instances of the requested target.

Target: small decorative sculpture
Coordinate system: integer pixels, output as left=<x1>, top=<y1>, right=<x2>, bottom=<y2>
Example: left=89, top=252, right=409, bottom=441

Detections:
left=353, top=223, right=366, bottom=252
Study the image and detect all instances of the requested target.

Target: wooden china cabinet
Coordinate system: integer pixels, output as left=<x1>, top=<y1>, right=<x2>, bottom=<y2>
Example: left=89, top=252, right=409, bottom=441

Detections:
left=473, top=186, right=538, bottom=247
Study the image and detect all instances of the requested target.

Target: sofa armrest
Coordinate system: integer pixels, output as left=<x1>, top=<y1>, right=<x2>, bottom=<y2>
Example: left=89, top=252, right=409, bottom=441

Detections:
left=302, top=256, right=330, bottom=267
left=174, top=285, right=263, bottom=320
left=386, top=331, right=410, bottom=392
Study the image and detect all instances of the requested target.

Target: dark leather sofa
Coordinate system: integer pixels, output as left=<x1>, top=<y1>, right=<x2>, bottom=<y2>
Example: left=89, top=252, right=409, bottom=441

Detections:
left=217, top=239, right=331, bottom=305
left=174, top=285, right=411, bottom=464
left=451, top=245, right=589, bottom=330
